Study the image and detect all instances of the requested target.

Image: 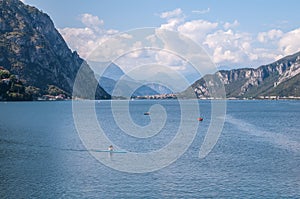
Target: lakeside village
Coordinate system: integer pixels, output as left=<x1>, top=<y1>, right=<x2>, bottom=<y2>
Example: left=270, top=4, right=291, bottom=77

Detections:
left=131, top=94, right=300, bottom=100
left=37, top=94, right=300, bottom=101
left=1, top=67, right=300, bottom=101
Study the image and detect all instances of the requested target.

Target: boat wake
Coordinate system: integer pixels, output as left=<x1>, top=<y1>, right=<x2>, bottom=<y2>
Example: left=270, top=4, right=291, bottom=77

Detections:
left=225, top=115, right=300, bottom=153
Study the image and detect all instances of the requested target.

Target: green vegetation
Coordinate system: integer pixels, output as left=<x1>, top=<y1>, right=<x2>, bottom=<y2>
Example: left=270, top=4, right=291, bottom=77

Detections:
left=25, top=86, right=40, bottom=99
left=0, top=0, right=110, bottom=100
left=0, top=67, right=31, bottom=101
left=268, top=74, right=300, bottom=97
left=47, top=85, right=69, bottom=97
left=187, top=51, right=300, bottom=99
left=0, top=69, right=10, bottom=79
left=0, top=67, right=71, bottom=101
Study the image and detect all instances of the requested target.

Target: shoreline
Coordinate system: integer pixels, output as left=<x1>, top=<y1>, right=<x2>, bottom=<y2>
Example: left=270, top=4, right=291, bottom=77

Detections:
left=1, top=97, right=300, bottom=102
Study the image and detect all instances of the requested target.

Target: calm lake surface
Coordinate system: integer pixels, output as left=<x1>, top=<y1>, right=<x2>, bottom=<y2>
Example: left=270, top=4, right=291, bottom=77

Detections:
left=0, top=100, right=299, bottom=198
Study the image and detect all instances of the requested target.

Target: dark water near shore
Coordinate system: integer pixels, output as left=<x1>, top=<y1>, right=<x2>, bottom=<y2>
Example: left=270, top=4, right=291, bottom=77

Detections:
left=0, top=100, right=299, bottom=198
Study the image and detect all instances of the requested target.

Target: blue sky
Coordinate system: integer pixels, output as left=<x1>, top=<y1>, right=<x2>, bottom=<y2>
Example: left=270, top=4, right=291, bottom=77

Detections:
left=22, top=0, right=300, bottom=71
left=23, top=0, right=298, bottom=32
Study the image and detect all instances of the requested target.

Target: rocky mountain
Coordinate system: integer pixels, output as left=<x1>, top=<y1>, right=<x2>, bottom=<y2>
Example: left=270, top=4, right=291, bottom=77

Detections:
left=98, top=76, right=160, bottom=97
left=100, top=62, right=125, bottom=81
left=0, top=0, right=110, bottom=100
left=94, top=62, right=172, bottom=97
left=187, top=51, right=300, bottom=99
left=144, top=83, right=173, bottom=95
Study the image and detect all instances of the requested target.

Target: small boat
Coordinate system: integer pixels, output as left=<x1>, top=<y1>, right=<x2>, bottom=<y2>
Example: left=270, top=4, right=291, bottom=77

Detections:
left=197, top=117, right=203, bottom=121
left=144, top=112, right=150, bottom=115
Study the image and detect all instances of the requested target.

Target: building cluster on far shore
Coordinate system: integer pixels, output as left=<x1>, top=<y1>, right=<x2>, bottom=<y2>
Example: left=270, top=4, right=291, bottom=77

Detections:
left=133, top=94, right=177, bottom=100
left=257, top=96, right=300, bottom=100
left=38, top=94, right=69, bottom=101
left=132, top=94, right=300, bottom=100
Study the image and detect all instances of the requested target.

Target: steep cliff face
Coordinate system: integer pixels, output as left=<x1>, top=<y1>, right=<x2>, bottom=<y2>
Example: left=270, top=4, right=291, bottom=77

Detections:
left=0, top=0, right=110, bottom=100
left=190, top=51, right=300, bottom=98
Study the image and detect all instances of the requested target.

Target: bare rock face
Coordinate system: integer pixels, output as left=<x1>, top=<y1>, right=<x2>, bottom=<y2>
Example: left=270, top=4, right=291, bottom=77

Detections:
left=0, top=0, right=110, bottom=100
left=189, top=51, right=300, bottom=98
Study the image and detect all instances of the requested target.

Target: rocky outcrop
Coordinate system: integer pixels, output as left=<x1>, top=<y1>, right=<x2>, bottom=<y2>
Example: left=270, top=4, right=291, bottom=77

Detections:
left=189, top=51, right=300, bottom=98
left=0, top=0, right=110, bottom=100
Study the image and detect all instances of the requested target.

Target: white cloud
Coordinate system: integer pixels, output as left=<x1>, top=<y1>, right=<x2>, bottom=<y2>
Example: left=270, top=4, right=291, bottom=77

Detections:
left=257, top=29, right=283, bottom=43
left=223, top=20, right=239, bottom=30
left=155, top=50, right=187, bottom=70
left=160, top=18, right=183, bottom=31
left=213, top=46, right=239, bottom=63
left=59, top=27, right=98, bottom=58
left=204, top=29, right=248, bottom=49
left=105, top=29, right=117, bottom=35
left=59, top=14, right=119, bottom=59
left=59, top=9, right=300, bottom=74
left=204, top=29, right=261, bottom=64
left=178, top=20, right=218, bottom=42
left=59, top=26, right=115, bottom=59
left=159, top=9, right=300, bottom=68
left=126, top=41, right=144, bottom=58
left=160, top=8, right=183, bottom=19
left=80, top=13, right=104, bottom=28
left=202, top=27, right=298, bottom=67
left=159, top=8, right=185, bottom=31
left=192, top=8, right=210, bottom=14
left=278, top=28, right=300, bottom=56
left=158, top=10, right=272, bottom=67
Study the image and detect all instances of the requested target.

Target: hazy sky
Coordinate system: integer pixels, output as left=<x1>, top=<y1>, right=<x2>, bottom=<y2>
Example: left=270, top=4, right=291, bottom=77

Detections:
left=22, top=0, right=300, bottom=70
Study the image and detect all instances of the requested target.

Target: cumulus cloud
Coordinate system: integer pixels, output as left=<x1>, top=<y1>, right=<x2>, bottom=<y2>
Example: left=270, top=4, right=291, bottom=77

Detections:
left=159, top=8, right=185, bottom=31
left=159, top=9, right=300, bottom=68
left=160, top=8, right=183, bottom=19
left=155, top=50, right=187, bottom=70
left=178, top=20, right=218, bottom=42
left=59, top=9, right=300, bottom=74
left=202, top=29, right=283, bottom=66
left=59, top=26, right=115, bottom=59
left=80, top=13, right=104, bottom=28
left=59, top=14, right=118, bottom=58
left=257, top=29, right=283, bottom=43
left=59, top=27, right=98, bottom=58
left=204, top=29, right=251, bottom=64
left=160, top=18, right=183, bottom=31
left=223, top=20, right=239, bottom=30
left=278, top=28, right=300, bottom=56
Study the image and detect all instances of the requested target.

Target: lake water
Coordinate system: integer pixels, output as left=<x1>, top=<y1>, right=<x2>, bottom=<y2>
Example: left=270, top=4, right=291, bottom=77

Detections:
left=0, top=100, right=299, bottom=198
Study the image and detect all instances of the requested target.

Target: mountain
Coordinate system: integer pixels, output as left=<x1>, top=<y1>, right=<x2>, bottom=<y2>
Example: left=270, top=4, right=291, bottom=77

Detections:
left=144, top=83, right=173, bottom=94
left=186, top=51, right=300, bottom=99
left=101, top=62, right=125, bottom=81
left=95, top=62, right=173, bottom=97
left=0, top=0, right=110, bottom=100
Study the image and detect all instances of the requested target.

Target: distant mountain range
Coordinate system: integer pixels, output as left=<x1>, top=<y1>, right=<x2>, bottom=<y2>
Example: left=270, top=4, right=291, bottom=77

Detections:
left=1, top=0, right=299, bottom=101
left=0, top=0, right=110, bottom=100
left=96, top=62, right=173, bottom=97
left=184, top=51, right=300, bottom=99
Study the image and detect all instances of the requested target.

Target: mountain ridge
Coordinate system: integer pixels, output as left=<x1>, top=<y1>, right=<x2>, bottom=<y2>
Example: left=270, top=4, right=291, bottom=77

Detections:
left=0, top=0, right=110, bottom=100
left=1, top=0, right=299, bottom=100
left=95, top=62, right=173, bottom=97
left=187, top=51, right=300, bottom=99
